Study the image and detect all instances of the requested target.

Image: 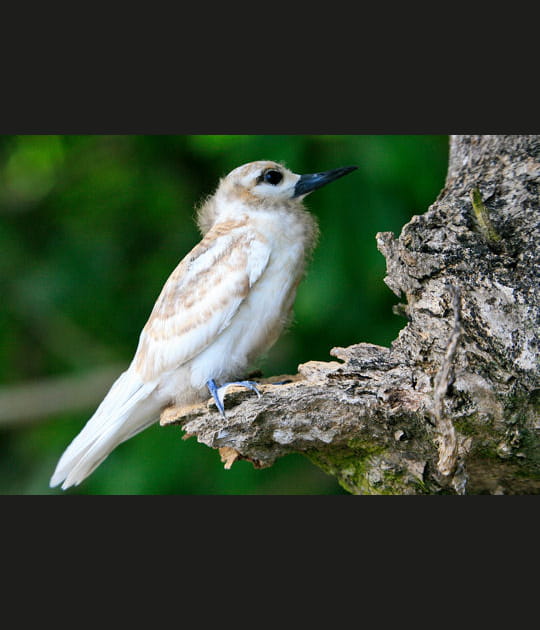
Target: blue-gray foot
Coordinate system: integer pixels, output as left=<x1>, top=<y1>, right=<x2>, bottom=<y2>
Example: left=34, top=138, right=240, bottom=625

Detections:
left=206, top=379, right=262, bottom=418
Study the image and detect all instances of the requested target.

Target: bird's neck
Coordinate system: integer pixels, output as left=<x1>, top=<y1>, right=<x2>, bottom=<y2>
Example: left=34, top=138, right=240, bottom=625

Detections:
left=222, top=201, right=319, bottom=256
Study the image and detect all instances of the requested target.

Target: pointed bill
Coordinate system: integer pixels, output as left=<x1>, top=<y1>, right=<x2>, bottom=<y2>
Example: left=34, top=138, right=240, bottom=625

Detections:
left=293, top=165, right=357, bottom=198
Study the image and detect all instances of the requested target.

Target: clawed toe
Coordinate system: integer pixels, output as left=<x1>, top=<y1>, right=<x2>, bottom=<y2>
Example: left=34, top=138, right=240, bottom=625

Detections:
left=206, top=379, right=262, bottom=418
left=226, top=380, right=262, bottom=398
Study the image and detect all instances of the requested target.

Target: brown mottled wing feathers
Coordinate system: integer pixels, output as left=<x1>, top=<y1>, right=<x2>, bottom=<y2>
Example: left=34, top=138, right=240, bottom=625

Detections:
left=133, top=223, right=270, bottom=381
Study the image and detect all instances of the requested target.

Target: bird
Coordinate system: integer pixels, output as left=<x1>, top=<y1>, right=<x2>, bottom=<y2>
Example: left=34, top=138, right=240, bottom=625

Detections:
left=49, top=160, right=357, bottom=490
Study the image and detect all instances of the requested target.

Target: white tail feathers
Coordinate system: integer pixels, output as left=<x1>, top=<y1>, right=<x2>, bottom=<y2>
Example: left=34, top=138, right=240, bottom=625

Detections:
left=50, top=368, right=159, bottom=490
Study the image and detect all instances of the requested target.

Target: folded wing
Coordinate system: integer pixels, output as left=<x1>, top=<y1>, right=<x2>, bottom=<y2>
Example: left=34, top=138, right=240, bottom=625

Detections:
left=133, top=223, right=271, bottom=382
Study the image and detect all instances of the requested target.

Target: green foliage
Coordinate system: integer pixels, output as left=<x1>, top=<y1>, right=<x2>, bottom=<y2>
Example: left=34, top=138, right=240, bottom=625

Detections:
left=0, top=135, right=449, bottom=494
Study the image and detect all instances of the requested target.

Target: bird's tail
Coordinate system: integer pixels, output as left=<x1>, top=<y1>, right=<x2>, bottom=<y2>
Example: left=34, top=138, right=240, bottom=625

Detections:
left=49, top=368, right=160, bottom=490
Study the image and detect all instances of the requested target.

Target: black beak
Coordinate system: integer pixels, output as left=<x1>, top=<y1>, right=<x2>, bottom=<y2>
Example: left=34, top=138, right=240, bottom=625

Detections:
left=293, top=165, right=357, bottom=198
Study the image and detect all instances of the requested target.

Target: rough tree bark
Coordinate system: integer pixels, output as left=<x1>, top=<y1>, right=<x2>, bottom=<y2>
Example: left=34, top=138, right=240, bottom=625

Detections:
left=161, top=135, right=540, bottom=495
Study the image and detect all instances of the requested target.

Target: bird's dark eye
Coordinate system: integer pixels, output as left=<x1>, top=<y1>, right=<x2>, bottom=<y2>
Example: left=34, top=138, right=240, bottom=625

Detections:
left=262, top=169, right=283, bottom=185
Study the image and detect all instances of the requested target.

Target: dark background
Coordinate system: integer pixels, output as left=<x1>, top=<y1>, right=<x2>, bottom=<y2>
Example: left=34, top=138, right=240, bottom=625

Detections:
left=0, top=134, right=449, bottom=494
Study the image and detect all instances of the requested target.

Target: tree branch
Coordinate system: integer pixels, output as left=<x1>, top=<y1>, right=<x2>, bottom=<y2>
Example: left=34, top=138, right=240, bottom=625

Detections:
left=0, top=364, right=127, bottom=426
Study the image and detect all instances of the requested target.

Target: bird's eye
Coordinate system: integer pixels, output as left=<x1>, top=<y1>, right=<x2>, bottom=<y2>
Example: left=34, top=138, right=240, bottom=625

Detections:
left=262, top=169, right=283, bottom=185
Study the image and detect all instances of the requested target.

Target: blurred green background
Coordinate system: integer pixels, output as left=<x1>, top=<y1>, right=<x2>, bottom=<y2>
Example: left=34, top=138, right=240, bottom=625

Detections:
left=0, top=135, right=449, bottom=494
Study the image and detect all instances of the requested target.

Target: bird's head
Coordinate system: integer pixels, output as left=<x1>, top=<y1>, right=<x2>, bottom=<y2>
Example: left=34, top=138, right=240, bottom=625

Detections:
left=197, top=160, right=357, bottom=233
left=221, top=160, right=357, bottom=204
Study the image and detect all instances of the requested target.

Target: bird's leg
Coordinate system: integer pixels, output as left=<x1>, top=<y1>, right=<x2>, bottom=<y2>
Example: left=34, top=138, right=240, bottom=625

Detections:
left=206, top=379, right=262, bottom=419
left=207, top=379, right=226, bottom=418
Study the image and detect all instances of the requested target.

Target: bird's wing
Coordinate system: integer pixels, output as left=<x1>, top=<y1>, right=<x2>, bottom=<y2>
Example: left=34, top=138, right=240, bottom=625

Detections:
left=132, top=223, right=271, bottom=382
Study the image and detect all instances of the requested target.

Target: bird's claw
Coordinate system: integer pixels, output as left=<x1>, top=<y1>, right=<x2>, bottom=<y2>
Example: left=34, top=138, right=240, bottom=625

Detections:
left=207, top=379, right=262, bottom=418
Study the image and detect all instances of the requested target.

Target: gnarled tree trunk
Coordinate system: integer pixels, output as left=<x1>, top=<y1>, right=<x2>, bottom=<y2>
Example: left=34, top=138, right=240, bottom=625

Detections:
left=161, top=135, right=540, bottom=495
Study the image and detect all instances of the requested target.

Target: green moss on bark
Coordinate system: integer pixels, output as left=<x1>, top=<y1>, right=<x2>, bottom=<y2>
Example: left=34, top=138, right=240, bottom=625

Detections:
left=306, top=439, right=430, bottom=495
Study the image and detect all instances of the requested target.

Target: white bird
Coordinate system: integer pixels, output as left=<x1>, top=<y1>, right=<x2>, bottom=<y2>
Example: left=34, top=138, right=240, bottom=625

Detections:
left=49, top=160, right=357, bottom=490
